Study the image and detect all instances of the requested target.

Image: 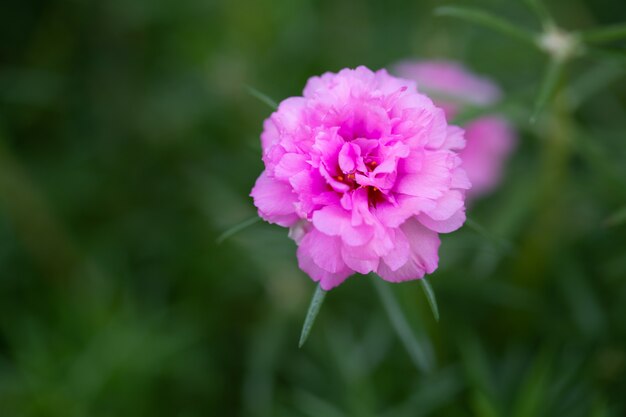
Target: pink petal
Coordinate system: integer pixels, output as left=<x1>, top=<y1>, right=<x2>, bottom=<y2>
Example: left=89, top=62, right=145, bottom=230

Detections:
left=393, top=60, right=501, bottom=108
left=271, top=97, right=307, bottom=137
left=274, top=153, right=309, bottom=180
left=442, top=125, right=466, bottom=151
left=374, top=195, right=435, bottom=228
left=312, top=205, right=374, bottom=246
left=451, top=167, right=471, bottom=190
left=418, top=208, right=466, bottom=233
left=298, top=248, right=353, bottom=290
left=338, top=142, right=360, bottom=173
left=376, top=219, right=440, bottom=281
left=341, top=244, right=379, bottom=274
left=424, top=190, right=465, bottom=221
left=396, top=150, right=453, bottom=199
left=260, top=118, right=280, bottom=152
left=424, top=108, right=448, bottom=149
left=382, top=228, right=410, bottom=271
left=297, top=229, right=347, bottom=274
left=461, top=116, right=516, bottom=198
left=250, top=171, right=299, bottom=226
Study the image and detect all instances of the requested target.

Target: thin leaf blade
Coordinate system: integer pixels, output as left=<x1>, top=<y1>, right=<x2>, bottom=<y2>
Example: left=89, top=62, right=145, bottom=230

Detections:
left=372, top=277, right=431, bottom=372
left=524, top=0, right=554, bottom=28
left=604, top=205, right=626, bottom=227
left=419, top=278, right=440, bottom=322
left=567, top=61, right=625, bottom=110
left=245, top=85, right=278, bottom=110
left=435, top=6, right=538, bottom=47
left=582, top=24, right=626, bottom=45
left=465, top=217, right=515, bottom=253
left=530, top=58, right=565, bottom=123
left=216, top=216, right=261, bottom=244
left=299, top=284, right=327, bottom=348
left=588, top=46, right=626, bottom=63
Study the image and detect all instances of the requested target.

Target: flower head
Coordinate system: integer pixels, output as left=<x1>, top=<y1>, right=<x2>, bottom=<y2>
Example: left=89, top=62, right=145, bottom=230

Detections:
left=251, top=66, right=469, bottom=290
left=394, top=60, right=516, bottom=198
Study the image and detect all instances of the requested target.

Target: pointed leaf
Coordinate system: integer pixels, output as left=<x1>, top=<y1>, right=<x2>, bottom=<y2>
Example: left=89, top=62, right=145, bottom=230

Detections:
left=246, top=85, right=278, bottom=110
left=471, top=390, right=501, bottom=417
left=419, top=278, right=439, bottom=322
left=452, top=95, right=528, bottom=126
left=588, top=46, right=626, bottom=63
left=216, top=216, right=261, bottom=244
left=582, top=23, right=626, bottom=45
left=299, top=284, right=327, bottom=348
left=524, top=0, right=554, bottom=28
left=465, top=218, right=515, bottom=253
left=293, top=389, right=348, bottom=417
left=372, top=276, right=431, bottom=372
left=605, top=205, right=626, bottom=227
left=511, top=350, right=552, bottom=417
left=530, top=58, right=565, bottom=123
left=459, top=335, right=500, bottom=407
left=435, top=6, right=538, bottom=47
left=567, top=62, right=624, bottom=110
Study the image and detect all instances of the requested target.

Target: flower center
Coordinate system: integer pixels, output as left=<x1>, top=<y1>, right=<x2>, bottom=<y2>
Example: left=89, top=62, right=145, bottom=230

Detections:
left=333, top=158, right=386, bottom=207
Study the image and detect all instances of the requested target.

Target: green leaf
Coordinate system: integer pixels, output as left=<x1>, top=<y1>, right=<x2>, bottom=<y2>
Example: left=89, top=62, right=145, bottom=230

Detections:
left=557, top=259, right=606, bottom=338
left=382, top=367, right=463, bottom=417
left=293, top=389, right=347, bottom=417
left=582, top=23, right=626, bottom=45
left=435, top=6, right=538, bottom=47
left=511, top=350, right=552, bottom=417
left=471, top=389, right=501, bottom=417
left=419, top=278, right=439, bottom=322
left=588, top=46, right=626, bottom=63
left=452, top=95, right=529, bottom=126
left=458, top=335, right=500, bottom=410
left=530, top=58, right=565, bottom=123
left=605, top=205, right=626, bottom=227
left=299, top=284, right=327, bottom=348
left=245, top=85, right=278, bottom=110
left=566, top=61, right=625, bottom=110
left=465, top=218, right=515, bottom=253
left=372, top=277, right=431, bottom=372
left=591, top=398, right=610, bottom=417
left=524, top=0, right=554, bottom=28
left=216, top=216, right=261, bottom=244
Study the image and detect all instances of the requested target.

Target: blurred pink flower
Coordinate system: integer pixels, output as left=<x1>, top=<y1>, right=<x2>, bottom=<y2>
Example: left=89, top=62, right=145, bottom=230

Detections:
left=394, top=60, right=516, bottom=198
left=251, top=66, right=469, bottom=290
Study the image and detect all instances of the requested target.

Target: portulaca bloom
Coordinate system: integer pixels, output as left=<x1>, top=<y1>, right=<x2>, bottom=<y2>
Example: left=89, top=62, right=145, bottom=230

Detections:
left=251, top=66, right=469, bottom=290
left=394, top=60, right=516, bottom=198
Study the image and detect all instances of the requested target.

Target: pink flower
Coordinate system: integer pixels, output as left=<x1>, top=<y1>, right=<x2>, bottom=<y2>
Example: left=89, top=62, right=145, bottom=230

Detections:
left=394, top=60, right=516, bottom=198
left=251, top=66, right=469, bottom=290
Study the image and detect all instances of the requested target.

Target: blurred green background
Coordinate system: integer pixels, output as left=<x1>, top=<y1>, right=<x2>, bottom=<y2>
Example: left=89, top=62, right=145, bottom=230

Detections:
left=1, top=0, right=625, bottom=415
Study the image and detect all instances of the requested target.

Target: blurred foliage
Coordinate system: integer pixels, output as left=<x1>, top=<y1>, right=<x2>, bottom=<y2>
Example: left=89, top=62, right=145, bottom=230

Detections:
left=1, top=0, right=625, bottom=416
